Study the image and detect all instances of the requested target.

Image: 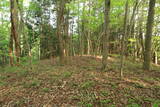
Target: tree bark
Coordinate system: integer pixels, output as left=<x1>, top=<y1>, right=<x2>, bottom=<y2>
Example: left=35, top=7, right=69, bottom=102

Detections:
left=101, top=0, right=110, bottom=72
left=153, top=51, right=158, bottom=65
left=9, top=31, right=14, bottom=66
left=10, top=0, right=21, bottom=64
left=143, top=0, right=156, bottom=71
left=64, top=3, right=70, bottom=63
left=57, top=0, right=66, bottom=64
left=120, top=0, right=129, bottom=77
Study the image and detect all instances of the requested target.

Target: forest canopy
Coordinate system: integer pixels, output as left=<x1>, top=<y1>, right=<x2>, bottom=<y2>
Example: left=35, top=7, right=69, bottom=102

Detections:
left=0, top=0, right=159, bottom=69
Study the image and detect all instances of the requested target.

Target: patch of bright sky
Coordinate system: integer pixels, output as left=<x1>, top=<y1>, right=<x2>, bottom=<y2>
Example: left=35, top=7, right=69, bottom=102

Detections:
left=24, top=0, right=31, bottom=7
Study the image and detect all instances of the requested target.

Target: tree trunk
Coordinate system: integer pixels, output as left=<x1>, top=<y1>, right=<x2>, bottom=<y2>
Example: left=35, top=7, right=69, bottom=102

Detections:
left=153, top=51, right=158, bottom=65
left=80, top=3, right=86, bottom=56
left=120, top=0, right=129, bottom=77
left=101, top=0, right=110, bottom=72
left=64, top=4, right=70, bottom=63
left=57, top=0, right=65, bottom=65
left=87, top=32, right=91, bottom=55
left=143, top=0, right=156, bottom=71
left=10, top=0, right=21, bottom=64
left=128, top=0, right=138, bottom=38
left=9, top=31, right=14, bottom=66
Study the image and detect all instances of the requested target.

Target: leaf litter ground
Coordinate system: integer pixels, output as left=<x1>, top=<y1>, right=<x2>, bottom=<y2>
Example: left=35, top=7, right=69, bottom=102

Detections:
left=0, top=56, right=160, bottom=107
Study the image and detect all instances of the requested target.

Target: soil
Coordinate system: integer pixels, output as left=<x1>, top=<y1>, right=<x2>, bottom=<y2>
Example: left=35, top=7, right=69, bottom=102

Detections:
left=0, top=56, right=160, bottom=107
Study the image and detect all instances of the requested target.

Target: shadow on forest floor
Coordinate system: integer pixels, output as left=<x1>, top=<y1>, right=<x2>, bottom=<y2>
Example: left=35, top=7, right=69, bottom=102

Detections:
left=0, top=56, right=160, bottom=107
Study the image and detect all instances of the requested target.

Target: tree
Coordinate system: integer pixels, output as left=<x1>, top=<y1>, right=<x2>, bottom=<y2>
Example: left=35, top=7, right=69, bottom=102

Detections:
left=143, top=0, right=156, bottom=71
left=56, top=0, right=66, bottom=64
left=10, top=0, right=21, bottom=65
left=101, top=0, right=111, bottom=72
left=0, top=0, right=159, bottom=69
left=120, top=0, right=129, bottom=77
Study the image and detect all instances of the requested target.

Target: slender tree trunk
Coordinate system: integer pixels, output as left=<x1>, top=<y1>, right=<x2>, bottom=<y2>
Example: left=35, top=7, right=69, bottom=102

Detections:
left=57, top=0, right=65, bottom=64
left=8, top=3, right=14, bottom=66
left=87, top=32, right=91, bottom=55
left=139, top=23, right=144, bottom=59
left=128, top=0, right=138, bottom=38
left=80, top=3, right=86, bottom=56
left=1, top=14, right=6, bottom=65
left=120, top=0, right=129, bottom=77
left=9, top=31, right=14, bottom=66
left=10, top=0, right=21, bottom=64
left=87, top=0, right=91, bottom=55
left=101, top=0, right=110, bottom=72
left=153, top=51, right=158, bottom=65
left=64, top=4, right=70, bottom=63
left=71, top=19, right=75, bottom=56
left=143, top=0, right=156, bottom=71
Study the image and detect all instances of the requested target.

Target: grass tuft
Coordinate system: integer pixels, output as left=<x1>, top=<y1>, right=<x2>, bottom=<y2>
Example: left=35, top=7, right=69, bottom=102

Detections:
left=81, top=81, right=95, bottom=89
left=42, top=88, right=50, bottom=92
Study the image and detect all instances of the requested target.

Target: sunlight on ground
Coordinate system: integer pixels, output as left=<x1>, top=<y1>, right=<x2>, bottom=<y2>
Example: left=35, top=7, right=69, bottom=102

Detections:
left=124, top=78, right=149, bottom=87
left=77, top=55, right=116, bottom=61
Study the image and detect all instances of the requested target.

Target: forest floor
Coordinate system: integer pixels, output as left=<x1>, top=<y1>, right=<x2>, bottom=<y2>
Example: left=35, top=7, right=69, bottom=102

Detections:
left=0, top=56, right=160, bottom=107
